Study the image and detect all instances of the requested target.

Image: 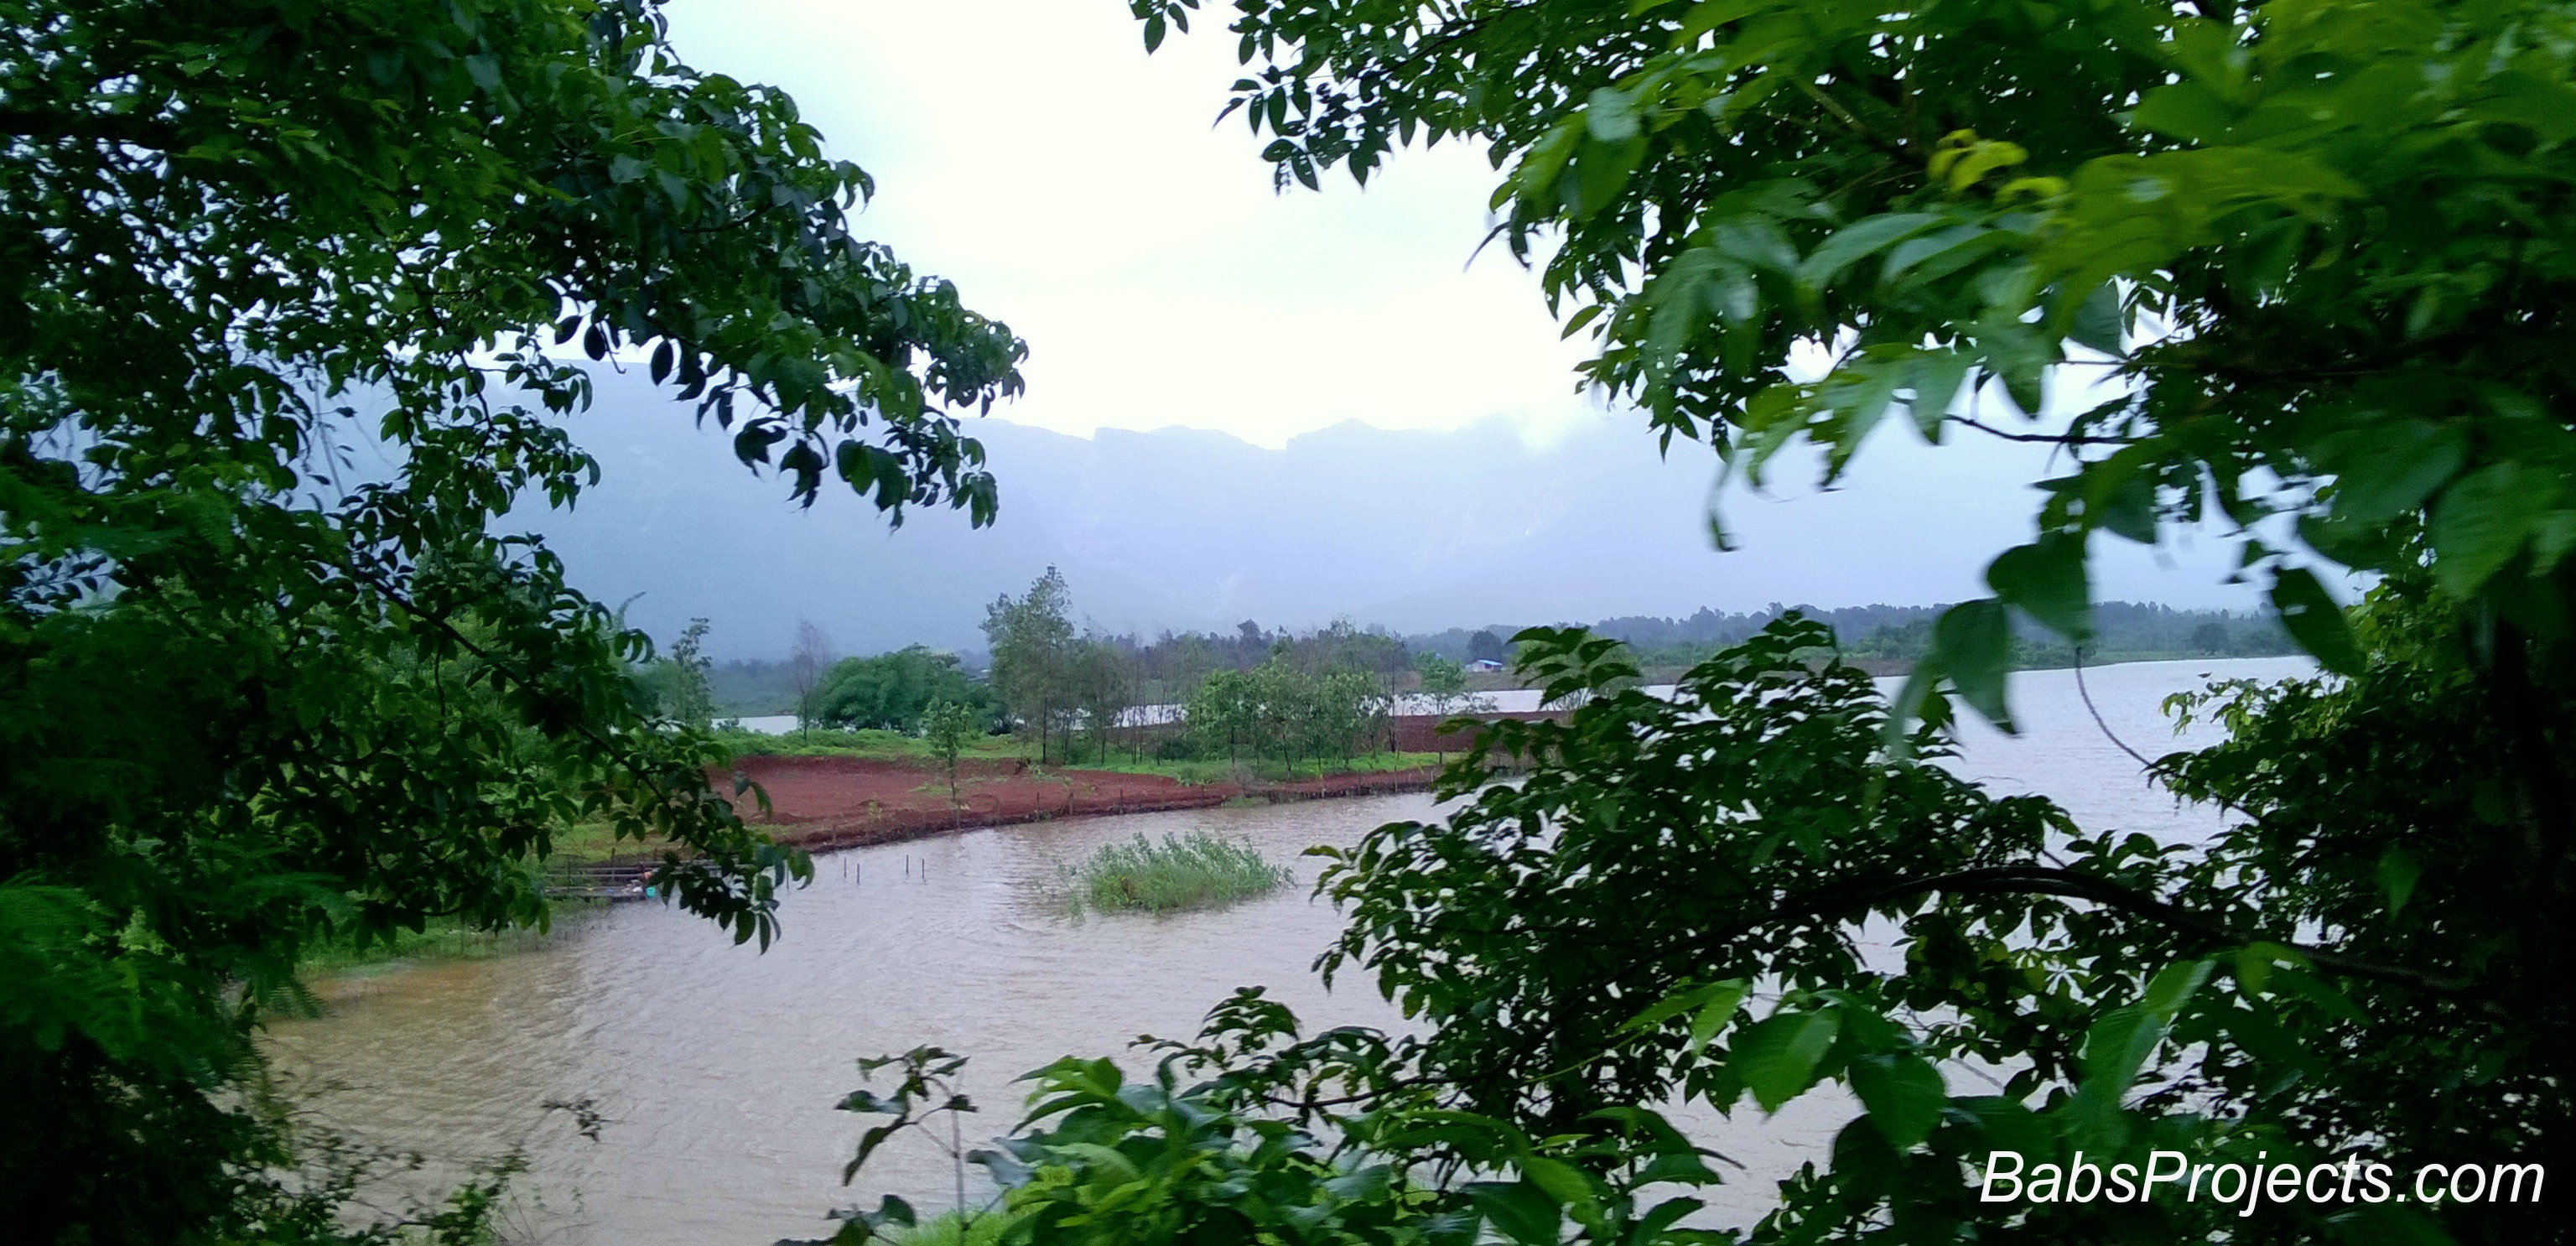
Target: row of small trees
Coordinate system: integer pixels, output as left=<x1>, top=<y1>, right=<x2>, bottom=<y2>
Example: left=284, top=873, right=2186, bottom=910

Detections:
left=980, top=568, right=1432, bottom=771
left=981, top=568, right=1142, bottom=766
left=1185, top=661, right=1392, bottom=773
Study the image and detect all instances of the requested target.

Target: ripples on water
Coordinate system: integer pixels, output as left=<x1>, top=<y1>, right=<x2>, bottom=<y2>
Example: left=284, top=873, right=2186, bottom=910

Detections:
left=262, top=657, right=2312, bottom=1244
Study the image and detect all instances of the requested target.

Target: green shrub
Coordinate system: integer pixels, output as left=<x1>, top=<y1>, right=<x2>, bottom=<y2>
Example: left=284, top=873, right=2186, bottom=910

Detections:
left=1067, top=832, right=1291, bottom=916
left=880, top=1211, right=1016, bottom=1246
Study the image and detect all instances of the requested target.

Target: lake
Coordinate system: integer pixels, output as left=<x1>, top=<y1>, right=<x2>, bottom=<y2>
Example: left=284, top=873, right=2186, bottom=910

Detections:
left=262, top=657, right=2311, bottom=1243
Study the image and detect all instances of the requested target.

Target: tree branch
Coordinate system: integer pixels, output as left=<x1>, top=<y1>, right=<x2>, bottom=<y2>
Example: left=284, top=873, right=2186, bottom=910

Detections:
left=1947, top=416, right=2140, bottom=445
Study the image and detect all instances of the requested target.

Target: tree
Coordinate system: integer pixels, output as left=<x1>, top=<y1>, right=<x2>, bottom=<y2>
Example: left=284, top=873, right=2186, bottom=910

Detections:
left=1410, top=651, right=1491, bottom=761
left=790, top=619, right=834, bottom=735
left=0, top=2, right=1022, bottom=1238
left=921, top=698, right=979, bottom=802
left=1410, top=652, right=1468, bottom=715
left=982, top=567, right=1077, bottom=764
left=810, top=646, right=990, bottom=733
left=1467, top=628, right=1507, bottom=666
left=1067, top=639, right=1137, bottom=765
left=661, top=617, right=719, bottom=729
left=2192, top=620, right=2231, bottom=655
left=1192, top=667, right=1250, bottom=771
left=846, top=6, right=2576, bottom=1244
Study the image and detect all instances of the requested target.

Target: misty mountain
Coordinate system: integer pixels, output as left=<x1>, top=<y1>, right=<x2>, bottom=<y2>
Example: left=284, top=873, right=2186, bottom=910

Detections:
left=517, top=371, right=2258, bottom=661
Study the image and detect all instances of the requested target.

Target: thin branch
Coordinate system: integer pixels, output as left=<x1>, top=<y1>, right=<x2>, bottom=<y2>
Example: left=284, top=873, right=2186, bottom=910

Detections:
left=2072, top=648, right=2156, bottom=771
left=1947, top=416, right=2141, bottom=445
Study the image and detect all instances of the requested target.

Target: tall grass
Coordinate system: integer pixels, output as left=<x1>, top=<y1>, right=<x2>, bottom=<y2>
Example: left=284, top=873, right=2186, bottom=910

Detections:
left=296, top=906, right=600, bottom=974
left=1067, top=831, right=1292, bottom=916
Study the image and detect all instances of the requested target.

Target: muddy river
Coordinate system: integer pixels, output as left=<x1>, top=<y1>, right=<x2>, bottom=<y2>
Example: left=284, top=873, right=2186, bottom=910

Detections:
left=262, top=657, right=2309, bottom=1243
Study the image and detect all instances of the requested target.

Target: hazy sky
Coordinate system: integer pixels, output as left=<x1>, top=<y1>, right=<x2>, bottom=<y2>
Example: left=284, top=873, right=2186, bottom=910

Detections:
left=664, top=0, right=1602, bottom=448
left=623, top=0, right=2280, bottom=644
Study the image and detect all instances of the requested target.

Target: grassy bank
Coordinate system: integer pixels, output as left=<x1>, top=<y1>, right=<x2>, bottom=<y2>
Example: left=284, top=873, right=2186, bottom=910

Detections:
left=1063, top=832, right=1293, bottom=916
left=297, top=906, right=602, bottom=976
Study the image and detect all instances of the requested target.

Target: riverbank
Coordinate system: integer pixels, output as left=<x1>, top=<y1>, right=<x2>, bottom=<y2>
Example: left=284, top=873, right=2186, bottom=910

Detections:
left=717, top=753, right=1457, bottom=859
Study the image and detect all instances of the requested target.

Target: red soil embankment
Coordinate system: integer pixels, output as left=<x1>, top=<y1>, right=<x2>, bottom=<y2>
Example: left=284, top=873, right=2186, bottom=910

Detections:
left=707, top=752, right=1452, bottom=856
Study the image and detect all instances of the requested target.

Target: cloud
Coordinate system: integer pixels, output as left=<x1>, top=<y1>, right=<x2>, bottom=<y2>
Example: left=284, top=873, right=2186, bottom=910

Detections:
left=666, top=0, right=1600, bottom=448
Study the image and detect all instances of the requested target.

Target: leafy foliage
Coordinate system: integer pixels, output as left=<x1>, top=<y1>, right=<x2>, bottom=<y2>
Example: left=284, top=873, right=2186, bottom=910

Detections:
left=923, top=698, right=984, bottom=801
left=815, top=646, right=998, bottom=734
left=1189, top=660, right=1394, bottom=773
left=636, top=615, right=719, bottom=728
left=0, top=1, right=1021, bottom=1238
left=983, top=568, right=1087, bottom=764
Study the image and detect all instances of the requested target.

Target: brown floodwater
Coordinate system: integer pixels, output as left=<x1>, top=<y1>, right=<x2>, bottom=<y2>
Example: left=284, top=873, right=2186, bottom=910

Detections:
left=262, top=657, right=2309, bottom=1243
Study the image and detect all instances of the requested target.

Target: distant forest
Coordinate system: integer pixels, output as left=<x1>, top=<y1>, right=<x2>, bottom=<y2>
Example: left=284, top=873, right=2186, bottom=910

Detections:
left=704, top=601, right=2291, bottom=716
left=1411, top=601, right=2295, bottom=672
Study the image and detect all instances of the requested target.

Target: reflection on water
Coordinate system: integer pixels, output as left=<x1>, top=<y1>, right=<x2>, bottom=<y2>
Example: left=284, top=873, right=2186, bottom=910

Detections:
left=263, top=657, right=2311, bottom=1244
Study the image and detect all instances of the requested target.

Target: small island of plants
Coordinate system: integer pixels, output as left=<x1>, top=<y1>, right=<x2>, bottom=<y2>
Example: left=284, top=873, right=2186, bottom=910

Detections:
left=1062, top=831, right=1293, bottom=916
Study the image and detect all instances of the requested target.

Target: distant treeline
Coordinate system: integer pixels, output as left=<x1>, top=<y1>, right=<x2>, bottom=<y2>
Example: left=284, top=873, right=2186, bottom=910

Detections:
left=687, top=598, right=2290, bottom=716
left=1411, top=601, right=2294, bottom=670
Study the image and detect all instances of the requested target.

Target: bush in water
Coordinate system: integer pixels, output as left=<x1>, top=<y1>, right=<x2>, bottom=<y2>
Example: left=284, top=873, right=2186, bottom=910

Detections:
left=1068, top=833, right=1291, bottom=916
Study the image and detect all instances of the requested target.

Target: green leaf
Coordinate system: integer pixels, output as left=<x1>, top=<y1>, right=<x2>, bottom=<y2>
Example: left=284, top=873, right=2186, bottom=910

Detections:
left=1848, top=1053, right=1947, bottom=1150
left=2268, top=567, right=2362, bottom=676
left=1906, top=350, right=1971, bottom=441
left=1932, top=600, right=2012, bottom=730
left=2130, top=80, right=2236, bottom=141
left=2140, top=959, right=2215, bottom=1020
left=2086, top=454, right=2159, bottom=543
left=2376, top=846, right=2420, bottom=914
left=1572, top=136, right=1647, bottom=218
left=1986, top=534, right=2092, bottom=641
left=1463, top=1180, right=1561, bottom=1246
left=1678, top=0, right=1784, bottom=41
left=1796, top=213, right=1944, bottom=297
left=1518, top=1155, right=1595, bottom=1207
left=1585, top=86, right=1641, bottom=143
left=1689, top=982, right=1752, bottom=1055
left=2067, top=283, right=2123, bottom=355
left=2431, top=463, right=2555, bottom=598
left=1732, top=1009, right=1842, bottom=1112
left=2317, top=420, right=2466, bottom=527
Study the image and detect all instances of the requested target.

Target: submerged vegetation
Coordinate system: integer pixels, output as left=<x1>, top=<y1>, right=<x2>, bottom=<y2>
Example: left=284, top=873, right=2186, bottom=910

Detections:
left=1063, top=832, right=1292, bottom=916
left=295, top=907, right=605, bottom=977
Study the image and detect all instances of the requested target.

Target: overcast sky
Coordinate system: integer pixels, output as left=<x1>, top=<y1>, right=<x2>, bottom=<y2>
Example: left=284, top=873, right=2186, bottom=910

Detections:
left=664, top=0, right=1606, bottom=448
left=626, top=1, right=2277, bottom=641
